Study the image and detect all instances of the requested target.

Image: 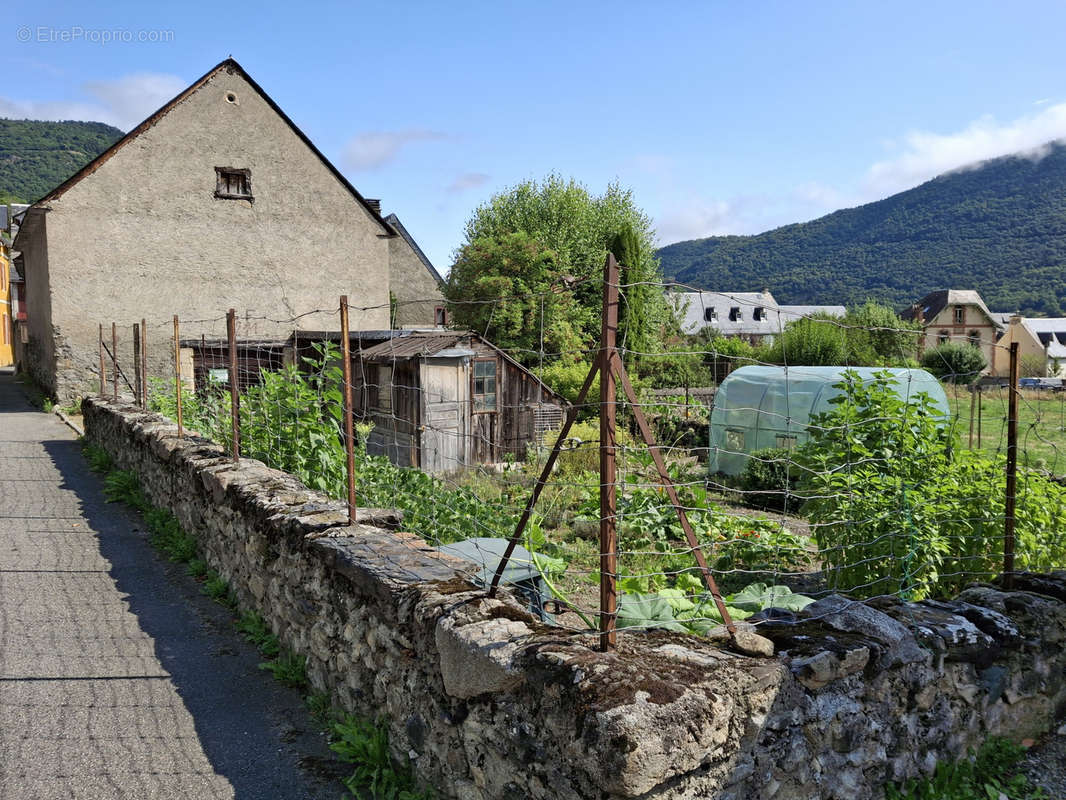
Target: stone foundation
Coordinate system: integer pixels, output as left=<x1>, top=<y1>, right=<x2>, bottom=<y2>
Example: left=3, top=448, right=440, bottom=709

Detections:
left=82, top=396, right=1066, bottom=799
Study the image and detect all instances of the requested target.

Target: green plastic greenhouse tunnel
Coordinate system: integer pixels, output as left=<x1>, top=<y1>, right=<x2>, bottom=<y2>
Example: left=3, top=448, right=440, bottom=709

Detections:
left=708, top=366, right=950, bottom=476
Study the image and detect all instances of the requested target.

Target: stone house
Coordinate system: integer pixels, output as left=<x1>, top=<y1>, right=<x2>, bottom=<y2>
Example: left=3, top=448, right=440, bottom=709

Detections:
left=996, top=315, right=1066, bottom=378
left=12, top=58, right=443, bottom=401
left=900, top=290, right=1006, bottom=374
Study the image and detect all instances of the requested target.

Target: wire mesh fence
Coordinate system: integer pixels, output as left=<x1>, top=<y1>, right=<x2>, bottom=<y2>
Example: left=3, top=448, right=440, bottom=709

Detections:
left=93, top=262, right=1066, bottom=652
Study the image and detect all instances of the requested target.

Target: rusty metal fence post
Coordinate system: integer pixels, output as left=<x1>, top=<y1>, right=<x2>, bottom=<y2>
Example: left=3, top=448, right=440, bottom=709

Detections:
left=98, top=324, right=105, bottom=397
left=173, top=315, right=183, bottom=438
left=141, top=317, right=148, bottom=409
left=1004, top=342, right=1019, bottom=590
left=227, top=309, right=240, bottom=463
left=133, top=323, right=142, bottom=407
left=599, top=254, right=619, bottom=652
left=340, top=296, right=357, bottom=525
left=111, top=322, right=118, bottom=400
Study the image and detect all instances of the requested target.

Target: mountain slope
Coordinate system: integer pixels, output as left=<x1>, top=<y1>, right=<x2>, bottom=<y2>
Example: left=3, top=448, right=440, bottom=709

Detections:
left=0, top=119, right=124, bottom=204
left=658, top=142, right=1066, bottom=316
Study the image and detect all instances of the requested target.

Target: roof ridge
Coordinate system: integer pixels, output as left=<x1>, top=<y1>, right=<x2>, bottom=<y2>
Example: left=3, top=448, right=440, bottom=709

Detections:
left=23, top=58, right=393, bottom=235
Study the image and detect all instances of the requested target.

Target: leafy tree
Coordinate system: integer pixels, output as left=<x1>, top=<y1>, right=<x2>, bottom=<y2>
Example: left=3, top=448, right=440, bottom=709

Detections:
left=758, top=314, right=852, bottom=366
left=444, top=232, right=589, bottom=362
left=451, top=174, right=670, bottom=362
left=1019, top=353, right=1048, bottom=378
left=920, top=342, right=987, bottom=383
left=610, top=222, right=658, bottom=362
left=842, top=301, right=922, bottom=364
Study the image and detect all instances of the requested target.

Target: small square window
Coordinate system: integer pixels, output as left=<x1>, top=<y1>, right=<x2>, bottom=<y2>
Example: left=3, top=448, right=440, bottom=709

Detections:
left=754, top=306, right=764, bottom=321
left=953, top=306, right=965, bottom=325
left=215, top=167, right=252, bottom=200
left=729, top=306, right=742, bottom=322
left=704, top=307, right=718, bottom=322
left=435, top=306, right=447, bottom=326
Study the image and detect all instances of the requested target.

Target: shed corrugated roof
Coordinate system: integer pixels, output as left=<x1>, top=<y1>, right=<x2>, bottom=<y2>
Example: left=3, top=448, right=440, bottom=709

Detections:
left=360, top=332, right=470, bottom=362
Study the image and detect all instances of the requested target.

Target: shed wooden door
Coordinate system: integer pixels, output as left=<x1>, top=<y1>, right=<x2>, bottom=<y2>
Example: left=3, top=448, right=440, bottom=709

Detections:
left=421, top=360, right=466, bottom=473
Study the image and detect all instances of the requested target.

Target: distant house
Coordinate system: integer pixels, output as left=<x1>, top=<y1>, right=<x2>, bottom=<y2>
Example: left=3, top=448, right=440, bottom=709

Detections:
left=996, top=315, right=1066, bottom=378
left=900, top=290, right=1006, bottom=374
left=670, top=289, right=846, bottom=345
left=12, top=59, right=444, bottom=401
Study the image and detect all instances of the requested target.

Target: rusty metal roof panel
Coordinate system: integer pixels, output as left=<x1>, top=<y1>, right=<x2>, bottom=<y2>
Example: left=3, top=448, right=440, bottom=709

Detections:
left=359, top=332, right=469, bottom=361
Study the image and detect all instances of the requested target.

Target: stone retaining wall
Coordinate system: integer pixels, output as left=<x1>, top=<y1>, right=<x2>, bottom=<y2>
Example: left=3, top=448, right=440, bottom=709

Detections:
left=82, top=396, right=1066, bottom=799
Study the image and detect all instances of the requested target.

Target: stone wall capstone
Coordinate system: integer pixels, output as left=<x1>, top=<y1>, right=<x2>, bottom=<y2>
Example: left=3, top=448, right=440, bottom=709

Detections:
left=82, top=396, right=1066, bottom=799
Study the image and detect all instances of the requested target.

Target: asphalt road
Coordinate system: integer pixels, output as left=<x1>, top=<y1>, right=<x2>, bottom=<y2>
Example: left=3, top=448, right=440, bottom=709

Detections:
left=0, top=369, right=343, bottom=800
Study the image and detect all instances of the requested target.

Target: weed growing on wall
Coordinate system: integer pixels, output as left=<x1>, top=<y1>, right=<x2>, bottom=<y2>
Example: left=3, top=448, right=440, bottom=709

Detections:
left=258, top=652, right=308, bottom=690
left=885, top=738, right=1047, bottom=800
left=329, top=714, right=433, bottom=800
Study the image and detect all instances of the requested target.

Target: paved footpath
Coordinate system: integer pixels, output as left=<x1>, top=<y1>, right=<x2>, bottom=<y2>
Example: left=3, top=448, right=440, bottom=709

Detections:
left=0, top=370, right=341, bottom=800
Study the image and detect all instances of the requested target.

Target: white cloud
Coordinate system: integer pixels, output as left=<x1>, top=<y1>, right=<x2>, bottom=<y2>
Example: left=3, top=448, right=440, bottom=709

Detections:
left=0, top=72, right=185, bottom=131
left=864, top=103, right=1066, bottom=197
left=446, top=172, right=490, bottom=193
left=82, top=73, right=186, bottom=129
left=654, top=197, right=742, bottom=245
left=343, top=129, right=446, bottom=171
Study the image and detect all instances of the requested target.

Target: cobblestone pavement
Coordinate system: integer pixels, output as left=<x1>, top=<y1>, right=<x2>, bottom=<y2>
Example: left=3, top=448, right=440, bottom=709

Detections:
left=0, top=370, right=341, bottom=799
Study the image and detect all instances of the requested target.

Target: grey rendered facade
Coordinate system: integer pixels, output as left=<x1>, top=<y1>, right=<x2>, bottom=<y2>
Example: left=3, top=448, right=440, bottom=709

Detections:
left=14, top=59, right=444, bottom=400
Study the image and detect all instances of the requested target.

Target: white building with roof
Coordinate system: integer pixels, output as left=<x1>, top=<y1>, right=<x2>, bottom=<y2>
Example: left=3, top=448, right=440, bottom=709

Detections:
left=669, top=289, right=846, bottom=344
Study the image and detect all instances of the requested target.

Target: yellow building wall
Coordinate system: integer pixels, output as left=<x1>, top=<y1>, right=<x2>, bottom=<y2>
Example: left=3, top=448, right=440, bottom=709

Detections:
left=0, top=245, right=13, bottom=366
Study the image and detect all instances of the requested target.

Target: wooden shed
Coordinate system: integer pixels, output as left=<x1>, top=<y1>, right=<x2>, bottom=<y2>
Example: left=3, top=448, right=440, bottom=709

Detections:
left=349, top=330, right=567, bottom=473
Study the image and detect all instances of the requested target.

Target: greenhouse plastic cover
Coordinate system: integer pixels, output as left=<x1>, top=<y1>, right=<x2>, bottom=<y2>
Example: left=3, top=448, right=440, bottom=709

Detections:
left=709, top=366, right=950, bottom=476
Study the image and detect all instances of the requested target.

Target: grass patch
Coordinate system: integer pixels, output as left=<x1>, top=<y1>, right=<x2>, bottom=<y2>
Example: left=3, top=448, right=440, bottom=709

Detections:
left=886, top=738, right=1047, bottom=800
left=82, top=442, right=114, bottom=474
left=949, top=385, right=1066, bottom=473
left=144, top=507, right=198, bottom=563
left=329, top=714, right=433, bottom=800
left=202, top=570, right=238, bottom=609
left=258, top=651, right=308, bottom=689
left=236, top=611, right=280, bottom=658
left=102, top=469, right=149, bottom=512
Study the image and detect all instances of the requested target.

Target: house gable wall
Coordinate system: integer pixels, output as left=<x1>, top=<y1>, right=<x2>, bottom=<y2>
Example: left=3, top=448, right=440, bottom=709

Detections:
left=39, top=65, right=391, bottom=399
left=922, top=303, right=1000, bottom=374
left=387, top=220, right=444, bottom=328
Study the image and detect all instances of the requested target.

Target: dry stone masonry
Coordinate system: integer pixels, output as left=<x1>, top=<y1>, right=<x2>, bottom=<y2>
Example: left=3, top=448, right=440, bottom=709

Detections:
left=82, top=396, right=1066, bottom=799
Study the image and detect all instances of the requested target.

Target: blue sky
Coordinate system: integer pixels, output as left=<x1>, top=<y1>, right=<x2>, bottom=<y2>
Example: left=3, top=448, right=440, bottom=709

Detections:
left=6, top=0, right=1066, bottom=272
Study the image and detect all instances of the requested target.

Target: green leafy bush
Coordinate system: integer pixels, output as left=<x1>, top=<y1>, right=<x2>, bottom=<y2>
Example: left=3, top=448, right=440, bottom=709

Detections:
left=920, top=342, right=987, bottom=384
left=740, top=448, right=799, bottom=511
left=799, top=370, right=1066, bottom=599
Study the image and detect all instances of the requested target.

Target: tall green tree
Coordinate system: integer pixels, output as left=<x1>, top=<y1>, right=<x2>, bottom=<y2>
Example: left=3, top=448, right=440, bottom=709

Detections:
left=449, top=175, right=670, bottom=363
left=444, top=232, right=589, bottom=361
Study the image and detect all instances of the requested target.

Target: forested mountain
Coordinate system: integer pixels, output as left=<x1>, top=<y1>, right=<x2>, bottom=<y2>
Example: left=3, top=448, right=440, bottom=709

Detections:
left=0, top=119, right=124, bottom=204
left=658, top=141, right=1066, bottom=316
